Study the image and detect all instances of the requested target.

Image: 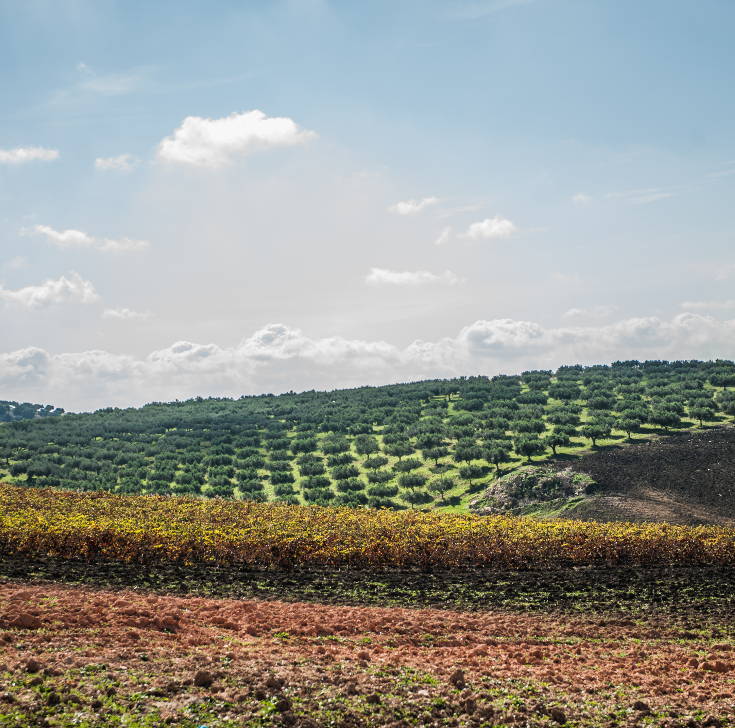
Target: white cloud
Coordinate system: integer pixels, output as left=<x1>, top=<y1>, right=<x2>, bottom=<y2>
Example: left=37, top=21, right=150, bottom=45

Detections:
left=0, top=147, right=59, bottom=164
left=606, top=188, right=675, bottom=205
left=157, top=110, right=317, bottom=167
left=462, top=215, right=517, bottom=240
left=72, top=63, right=144, bottom=96
left=436, top=203, right=484, bottom=220
left=95, top=154, right=138, bottom=172
left=0, top=272, right=98, bottom=309
left=680, top=300, right=735, bottom=312
left=27, top=225, right=95, bottom=248
left=563, top=305, right=618, bottom=322
left=3, top=313, right=735, bottom=410
left=102, top=307, right=151, bottom=320
left=26, top=225, right=149, bottom=254
left=97, top=237, right=150, bottom=253
left=458, top=318, right=545, bottom=355
left=388, top=196, right=439, bottom=215
left=239, top=324, right=398, bottom=365
left=0, top=348, right=50, bottom=388
left=572, top=193, right=591, bottom=205
left=707, top=162, right=735, bottom=180
left=434, top=226, right=453, bottom=246
left=365, top=267, right=462, bottom=286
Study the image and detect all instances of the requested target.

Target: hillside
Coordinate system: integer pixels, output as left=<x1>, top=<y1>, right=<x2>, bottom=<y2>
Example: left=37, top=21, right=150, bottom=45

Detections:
left=1, top=359, right=734, bottom=515
left=469, top=426, right=735, bottom=525
left=563, top=426, right=735, bottom=525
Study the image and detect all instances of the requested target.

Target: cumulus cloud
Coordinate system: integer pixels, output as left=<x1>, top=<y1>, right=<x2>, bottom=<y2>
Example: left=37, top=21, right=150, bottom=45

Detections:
left=458, top=319, right=546, bottom=355
left=0, top=272, right=98, bottom=308
left=3, top=314, right=735, bottom=411
left=239, top=324, right=398, bottom=366
left=26, top=225, right=149, bottom=253
left=157, top=110, right=317, bottom=167
left=102, top=307, right=151, bottom=320
left=0, top=147, right=59, bottom=164
left=0, top=347, right=50, bottom=387
left=388, top=197, right=439, bottom=215
left=462, top=215, right=517, bottom=240
left=95, top=154, right=138, bottom=172
left=572, top=193, right=591, bottom=205
left=365, top=267, right=462, bottom=286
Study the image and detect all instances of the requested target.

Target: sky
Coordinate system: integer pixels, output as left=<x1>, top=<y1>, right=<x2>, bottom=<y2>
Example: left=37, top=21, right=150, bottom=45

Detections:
left=1, top=0, right=734, bottom=411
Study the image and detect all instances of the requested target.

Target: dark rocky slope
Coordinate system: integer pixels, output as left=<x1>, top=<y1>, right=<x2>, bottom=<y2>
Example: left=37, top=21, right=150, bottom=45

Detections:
left=471, top=426, right=735, bottom=525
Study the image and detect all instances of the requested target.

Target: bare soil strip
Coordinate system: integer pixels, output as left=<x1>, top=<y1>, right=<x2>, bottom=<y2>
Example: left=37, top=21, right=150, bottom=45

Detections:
left=3, top=555, right=735, bottom=617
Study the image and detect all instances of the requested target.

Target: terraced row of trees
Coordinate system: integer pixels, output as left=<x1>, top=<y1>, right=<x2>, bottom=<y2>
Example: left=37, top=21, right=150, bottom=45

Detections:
left=2, top=359, right=734, bottom=510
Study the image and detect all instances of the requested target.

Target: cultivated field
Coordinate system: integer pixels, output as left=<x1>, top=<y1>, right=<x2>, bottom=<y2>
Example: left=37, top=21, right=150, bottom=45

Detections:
left=1, top=360, right=735, bottom=515
left=2, top=361, right=735, bottom=726
left=1, top=582, right=734, bottom=728
left=2, top=482, right=735, bottom=726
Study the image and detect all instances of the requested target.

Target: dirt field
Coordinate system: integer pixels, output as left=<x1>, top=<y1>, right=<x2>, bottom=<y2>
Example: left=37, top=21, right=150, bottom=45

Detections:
left=1, top=581, right=734, bottom=727
left=3, top=556, right=735, bottom=616
left=560, top=426, right=735, bottom=525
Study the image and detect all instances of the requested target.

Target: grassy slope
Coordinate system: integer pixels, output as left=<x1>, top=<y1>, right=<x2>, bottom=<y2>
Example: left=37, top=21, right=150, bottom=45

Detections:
left=1, top=382, right=733, bottom=515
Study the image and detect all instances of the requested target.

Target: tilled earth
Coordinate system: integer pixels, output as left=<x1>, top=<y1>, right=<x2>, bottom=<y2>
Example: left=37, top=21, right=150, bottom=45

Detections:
left=565, top=426, right=735, bottom=524
left=1, top=582, right=734, bottom=727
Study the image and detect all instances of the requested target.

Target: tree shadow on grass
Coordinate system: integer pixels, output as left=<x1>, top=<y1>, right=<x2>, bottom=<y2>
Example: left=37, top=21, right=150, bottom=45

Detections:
left=549, top=453, right=582, bottom=462
left=701, top=420, right=731, bottom=429
left=590, top=443, right=625, bottom=452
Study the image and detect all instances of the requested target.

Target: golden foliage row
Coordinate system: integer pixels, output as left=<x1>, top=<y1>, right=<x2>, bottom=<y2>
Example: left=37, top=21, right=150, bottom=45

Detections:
left=1, top=484, right=734, bottom=569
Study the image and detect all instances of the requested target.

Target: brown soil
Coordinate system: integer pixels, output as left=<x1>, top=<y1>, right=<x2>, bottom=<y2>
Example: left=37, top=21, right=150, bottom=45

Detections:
left=3, top=555, right=735, bottom=616
left=562, top=426, right=735, bottom=525
left=1, top=582, right=734, bottom=726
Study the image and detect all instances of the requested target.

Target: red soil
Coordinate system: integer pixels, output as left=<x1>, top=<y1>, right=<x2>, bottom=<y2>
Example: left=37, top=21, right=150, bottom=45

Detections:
left=1, top=582, right=734, bottom=726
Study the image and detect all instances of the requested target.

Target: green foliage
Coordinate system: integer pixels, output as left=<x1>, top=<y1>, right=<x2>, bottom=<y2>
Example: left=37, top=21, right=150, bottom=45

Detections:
left=544, top=431, right=571, bottom=454
left=428, top=476, right=456, bottom=501
left=0, top=400, right=64, bottom=423
left=0, top=359, right=732, bottom=510
left=354, top=434, right=380, bottom=455
left=393, top=457, right=423, bottom=473
left=514, top=436, right=547, bottom=462
left=398, top=472, right=428, bottom=490
left=363, top=455, right=389, bottom=470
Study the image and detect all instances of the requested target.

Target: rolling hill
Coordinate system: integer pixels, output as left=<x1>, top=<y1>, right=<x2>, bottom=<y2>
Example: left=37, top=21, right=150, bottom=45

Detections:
left=1, top=358, right=734, bottom=520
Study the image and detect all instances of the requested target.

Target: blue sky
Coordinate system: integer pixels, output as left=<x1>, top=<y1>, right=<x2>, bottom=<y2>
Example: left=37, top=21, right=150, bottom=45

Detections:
left=1, top=0, right=734, bottom=410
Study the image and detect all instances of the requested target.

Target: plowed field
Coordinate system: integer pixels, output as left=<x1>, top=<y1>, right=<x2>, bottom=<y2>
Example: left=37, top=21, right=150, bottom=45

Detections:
left=564, top=426, right=735, bottom=525
left=1, top=582, right=734, bottom=727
